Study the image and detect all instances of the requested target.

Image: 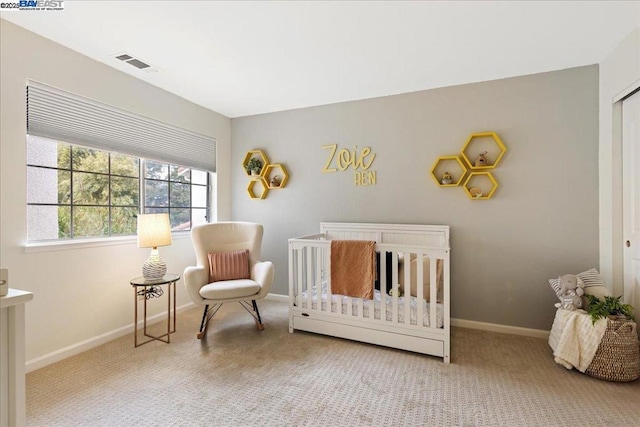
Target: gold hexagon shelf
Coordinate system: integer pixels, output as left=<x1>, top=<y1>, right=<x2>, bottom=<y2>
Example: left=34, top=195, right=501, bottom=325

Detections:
left=460, top=132, right=507, bottom=170
left=242, top=149, right=270, bottom=177
left=246, top=177, right=269, bottom=200
left=263, top=163, right=289, bottom=189
left=462, top=172, right=498, bottom=200
left=430, top=155, right=468, bottom=187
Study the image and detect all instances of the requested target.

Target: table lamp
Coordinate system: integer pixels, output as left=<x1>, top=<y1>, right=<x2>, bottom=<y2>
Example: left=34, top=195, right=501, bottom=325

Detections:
left=137, top=213, right=172, bottom=280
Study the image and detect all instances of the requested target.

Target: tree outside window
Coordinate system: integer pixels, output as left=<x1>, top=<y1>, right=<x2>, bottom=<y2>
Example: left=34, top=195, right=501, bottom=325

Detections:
left=26, top=135, right=210, bottom=241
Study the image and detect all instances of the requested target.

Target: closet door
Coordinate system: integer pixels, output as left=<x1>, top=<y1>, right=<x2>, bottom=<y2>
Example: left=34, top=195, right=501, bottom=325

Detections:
left=622, top=90, right=640, bottom=323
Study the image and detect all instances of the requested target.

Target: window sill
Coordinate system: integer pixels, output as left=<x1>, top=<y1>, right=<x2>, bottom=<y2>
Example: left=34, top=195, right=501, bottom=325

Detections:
left=24, top=232, right=191, bottom=253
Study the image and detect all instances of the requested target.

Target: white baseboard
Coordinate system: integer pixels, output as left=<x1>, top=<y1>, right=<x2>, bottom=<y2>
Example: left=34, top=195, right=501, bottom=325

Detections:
left=265, top=293, right=288, bottom=303
left=451, top=318, right=550, bottom=339
left=26, top=302, right=196, bottom=373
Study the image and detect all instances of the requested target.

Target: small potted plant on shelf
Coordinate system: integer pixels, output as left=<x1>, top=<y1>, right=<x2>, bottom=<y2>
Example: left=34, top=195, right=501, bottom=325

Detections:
left=585, top=295, right=635, bottom=324
left=246, top=157, right=263, bottom=176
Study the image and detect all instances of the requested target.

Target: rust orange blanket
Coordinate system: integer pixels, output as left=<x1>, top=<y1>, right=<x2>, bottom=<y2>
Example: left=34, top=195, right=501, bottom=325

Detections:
left=330, top=240, right=376, bottom=299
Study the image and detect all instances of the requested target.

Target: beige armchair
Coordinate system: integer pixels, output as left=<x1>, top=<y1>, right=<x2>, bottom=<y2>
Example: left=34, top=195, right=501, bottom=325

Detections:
left=184, top=222, right=274, bottom=339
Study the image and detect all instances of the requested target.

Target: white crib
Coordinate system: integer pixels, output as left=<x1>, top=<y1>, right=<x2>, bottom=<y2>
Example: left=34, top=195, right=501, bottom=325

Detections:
left=288, top=222, right=451, bottom=363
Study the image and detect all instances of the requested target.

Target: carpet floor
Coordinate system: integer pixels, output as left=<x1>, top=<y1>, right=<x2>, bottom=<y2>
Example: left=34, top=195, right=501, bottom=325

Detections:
left=27, top=300, right=640, bottom=426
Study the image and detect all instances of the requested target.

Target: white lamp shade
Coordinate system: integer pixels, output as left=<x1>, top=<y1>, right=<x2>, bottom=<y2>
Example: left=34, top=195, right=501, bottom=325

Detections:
left=137, top=213, right=172, bottom=248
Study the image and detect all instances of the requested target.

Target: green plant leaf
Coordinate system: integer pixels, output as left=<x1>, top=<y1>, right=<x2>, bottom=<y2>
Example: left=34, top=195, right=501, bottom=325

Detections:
left=586, top=295, right=635, bottom=324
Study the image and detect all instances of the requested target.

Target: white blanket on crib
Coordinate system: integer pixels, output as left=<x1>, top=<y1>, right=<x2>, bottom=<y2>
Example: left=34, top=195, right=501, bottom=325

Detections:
left=297, top=288, right=444, bottom=328
left=548, top=308, right=607, bottom=372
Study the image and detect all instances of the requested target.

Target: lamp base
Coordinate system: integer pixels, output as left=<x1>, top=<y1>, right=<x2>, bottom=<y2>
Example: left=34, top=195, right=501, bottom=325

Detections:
left=143, top=249, right=167, bottom=280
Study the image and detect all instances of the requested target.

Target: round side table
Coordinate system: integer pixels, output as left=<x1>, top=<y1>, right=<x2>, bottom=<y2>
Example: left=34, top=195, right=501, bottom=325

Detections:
left=130, top=274, right=180, bottom=347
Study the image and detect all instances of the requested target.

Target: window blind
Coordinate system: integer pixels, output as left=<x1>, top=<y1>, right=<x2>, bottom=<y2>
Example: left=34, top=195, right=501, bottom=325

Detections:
left=26, top=80, right=216, bottom=172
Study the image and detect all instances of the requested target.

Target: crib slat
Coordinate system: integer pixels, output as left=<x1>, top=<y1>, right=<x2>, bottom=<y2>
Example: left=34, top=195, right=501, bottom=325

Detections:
left=326, top=245, right=332, bottom=313
left=416, top=252, right=424, bottom=327
left=404, top=252, right=411, bottom=325
left=315, top=247, right=322, bottom=312
left=370, top=296, right=374, bottom=320
left=298, top=248, right=302, bottom=306
left=295, top=248, right=302, bottom=308
left=430, top=257, right=437, bottom=328
left=380, top=251, right=387, bottom=322
left=368, top=251, right=375, bottom=320
left=392, top=251, right=399, bottom=323
left=306, top=247, right=314, bottom=311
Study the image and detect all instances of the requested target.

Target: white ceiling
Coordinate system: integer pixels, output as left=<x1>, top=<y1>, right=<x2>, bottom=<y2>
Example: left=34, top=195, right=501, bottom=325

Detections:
left=2, top=1, right=639, bottom=118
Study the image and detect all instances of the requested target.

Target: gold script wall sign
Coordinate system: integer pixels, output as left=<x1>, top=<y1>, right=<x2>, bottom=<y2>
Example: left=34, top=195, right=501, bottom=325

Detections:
left=321, top=144, right=377, bottom=186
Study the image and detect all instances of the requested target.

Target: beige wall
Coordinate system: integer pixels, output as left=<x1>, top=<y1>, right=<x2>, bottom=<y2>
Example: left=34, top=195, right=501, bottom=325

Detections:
left=598, top=27, right=640, bottom=295
left=0, top=20, right=231, bottom=365
left=232, top=66, right=600, bottom=331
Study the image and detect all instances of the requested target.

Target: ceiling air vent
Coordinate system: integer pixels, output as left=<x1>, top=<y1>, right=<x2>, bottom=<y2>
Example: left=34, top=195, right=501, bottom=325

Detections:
left=126, top=59, right=150, bottom=70
left=113, top=52, right=158, bottom=73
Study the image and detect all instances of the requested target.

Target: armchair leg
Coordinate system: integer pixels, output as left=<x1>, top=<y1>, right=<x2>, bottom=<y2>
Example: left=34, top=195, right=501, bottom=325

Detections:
left=197, top=303, right=223, bottom=339
left=252, top=300, right=264, bottom=329
left=238, top=300, right=265, bottom=331
left=197, top=305, right=209, bottom=339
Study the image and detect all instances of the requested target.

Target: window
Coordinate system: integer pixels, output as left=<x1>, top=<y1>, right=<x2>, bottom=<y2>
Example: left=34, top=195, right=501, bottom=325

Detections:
left=142, top=160, right=209, bottom=231
left=25, top=81, right=216, bottom=242
left=27, top=135, right=210, bottom=241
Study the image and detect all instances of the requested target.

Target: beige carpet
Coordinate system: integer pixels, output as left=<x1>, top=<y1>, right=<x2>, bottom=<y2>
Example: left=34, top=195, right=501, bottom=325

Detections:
left=27, top=300, right=640, bottom=426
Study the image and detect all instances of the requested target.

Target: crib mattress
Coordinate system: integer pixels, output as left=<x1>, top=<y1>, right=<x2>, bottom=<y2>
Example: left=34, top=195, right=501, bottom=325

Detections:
left=296, top=288, right=444, bottom=328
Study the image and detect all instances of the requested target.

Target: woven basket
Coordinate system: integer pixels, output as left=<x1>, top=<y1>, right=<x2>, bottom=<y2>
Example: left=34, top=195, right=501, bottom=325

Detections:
left=585, top=319, right=640, bottom=382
